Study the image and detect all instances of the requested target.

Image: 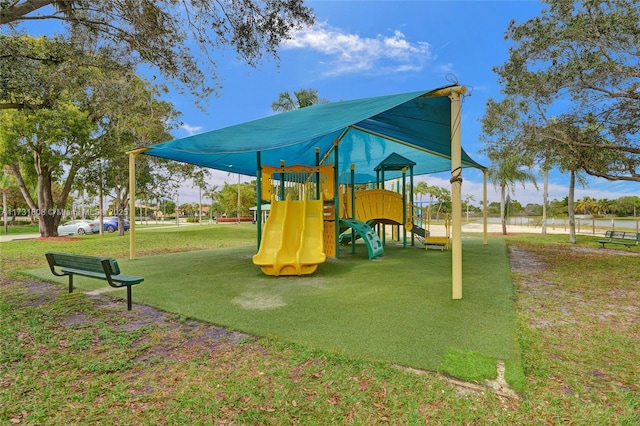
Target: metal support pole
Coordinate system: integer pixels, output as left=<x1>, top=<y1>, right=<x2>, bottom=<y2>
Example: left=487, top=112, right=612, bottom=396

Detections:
left=410, top=166, right=415, bottom=246
left=350, top=164, right=356, bottom=254
left=402, top=167, right=407, bottom=248
left=333, top=140, right=340, bottom=258
left=129, top=152, right=136, bottom=260
left=279, top=160, right=285, bottom=201
left=315, top=148, right=321, bottom=200
left=483, top=169, right=488, bottom=245
left=256, top=151, right=262, bottom=251
left=381, top=170, right=385, bottom=245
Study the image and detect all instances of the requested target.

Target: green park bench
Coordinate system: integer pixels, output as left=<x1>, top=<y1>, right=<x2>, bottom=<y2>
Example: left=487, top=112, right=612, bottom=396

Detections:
left=595, top=231, right=640, bottom=249
left=45, top=252, right=144, bottom=310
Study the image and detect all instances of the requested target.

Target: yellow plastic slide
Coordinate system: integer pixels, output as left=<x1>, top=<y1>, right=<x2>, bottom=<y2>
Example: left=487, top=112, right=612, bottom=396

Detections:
left=253, top=197, right=326, bottom=276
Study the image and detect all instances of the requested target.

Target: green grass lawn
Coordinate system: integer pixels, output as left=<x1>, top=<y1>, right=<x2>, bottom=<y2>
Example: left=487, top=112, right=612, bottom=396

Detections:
left=25, top=233, right=522, bottom=386
left=1, top=223, right=40, bottom=234
left=2, top=225, right=638, bottom=424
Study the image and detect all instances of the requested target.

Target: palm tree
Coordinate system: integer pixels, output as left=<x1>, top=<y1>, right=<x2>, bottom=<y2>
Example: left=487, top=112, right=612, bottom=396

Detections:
left=539, top=155, right=552, bottom=235
left=271, top=88, right=325, bottom=112
left=575, top=196, right=596, bottom=215
left=486, top=150, right=538, bottom=235
left=413, top=181, right=429, bottom=221
left=575, top=195, right=597, bottom=233
left=207, top=185, right=219, bottom=223
left=595, top=198, right=612, bottom=216
left=464, top=194, right=475, bottom=222
left=192, top=167, right=211, bottom=225
left=431, top=186, right=451, bottom=220
left=480, top=97, right=538, bottom=234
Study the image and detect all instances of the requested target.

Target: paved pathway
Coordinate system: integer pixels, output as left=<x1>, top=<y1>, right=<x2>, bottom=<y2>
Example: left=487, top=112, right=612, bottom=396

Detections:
left=0, top=222, right=607, bottom=243
left=0, top=233, right=41, bottom=242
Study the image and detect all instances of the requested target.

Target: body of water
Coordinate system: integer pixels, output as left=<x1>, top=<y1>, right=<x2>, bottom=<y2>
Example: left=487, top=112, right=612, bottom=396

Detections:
left=479, top=216, right=640, bottom=233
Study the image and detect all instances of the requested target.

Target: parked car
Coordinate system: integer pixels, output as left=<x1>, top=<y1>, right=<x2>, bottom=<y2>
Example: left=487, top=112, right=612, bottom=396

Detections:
left=96, top=216, right=131, bottom=233
left=57, top=219, right=99, bottom=236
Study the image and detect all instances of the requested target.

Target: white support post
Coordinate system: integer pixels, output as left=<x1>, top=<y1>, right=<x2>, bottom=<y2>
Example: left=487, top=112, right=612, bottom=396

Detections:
left=483, top=169, right=488, bottom=245
left=129, top=151, right=136, bottom=260
left=449, top=87, right=465, bottom=300
left=126, top=148, right=148, bottom=260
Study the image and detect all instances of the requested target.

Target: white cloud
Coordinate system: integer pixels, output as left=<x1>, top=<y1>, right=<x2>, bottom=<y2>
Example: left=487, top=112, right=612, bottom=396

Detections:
left=180, top=123, right=203, bottom=136
left=283, top=22, right=432, bottom=77
left=435, top=63, right=455, bottom=75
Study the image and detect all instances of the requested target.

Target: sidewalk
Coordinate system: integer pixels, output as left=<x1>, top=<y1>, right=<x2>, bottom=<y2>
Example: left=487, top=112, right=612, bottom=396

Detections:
left=0, top=222, right=607, bottom=243
left=427, top=222, right=605, bottom=237
left=0, top=222, right=201, bottom=242
left=0, top=233, right=41, bottom=242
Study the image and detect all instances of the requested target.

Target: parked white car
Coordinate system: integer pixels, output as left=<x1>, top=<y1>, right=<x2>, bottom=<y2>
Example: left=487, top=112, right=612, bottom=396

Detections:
left=57, top=220, right=99, bottom=236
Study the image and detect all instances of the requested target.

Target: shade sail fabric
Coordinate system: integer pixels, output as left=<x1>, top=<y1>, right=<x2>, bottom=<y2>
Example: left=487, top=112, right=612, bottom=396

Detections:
left=143, top=85, right=485, bottom=183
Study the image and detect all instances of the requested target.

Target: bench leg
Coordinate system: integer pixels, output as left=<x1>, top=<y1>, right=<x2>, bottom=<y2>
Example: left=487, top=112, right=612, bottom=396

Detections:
left=127, top=286, right=132, bottom=311
left=68, top=274, right=73, bottom=293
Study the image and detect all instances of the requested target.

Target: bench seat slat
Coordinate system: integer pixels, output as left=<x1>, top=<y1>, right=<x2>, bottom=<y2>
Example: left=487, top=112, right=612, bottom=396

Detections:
left=596, top=240, right=635, bottom=245
left=597, top=231, right=639, bottom=249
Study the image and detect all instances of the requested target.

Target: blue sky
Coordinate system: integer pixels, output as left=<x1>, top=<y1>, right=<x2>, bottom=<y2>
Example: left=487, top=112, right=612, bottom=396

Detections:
left=11, top=0, right=639, bottom=206
left=167, top=0, right=637, bottom=206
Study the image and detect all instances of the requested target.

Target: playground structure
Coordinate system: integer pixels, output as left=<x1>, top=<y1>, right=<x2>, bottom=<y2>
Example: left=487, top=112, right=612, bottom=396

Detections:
left=252, top=153, right=451, bottom=276
left=133, top=85, right=484, bottom=299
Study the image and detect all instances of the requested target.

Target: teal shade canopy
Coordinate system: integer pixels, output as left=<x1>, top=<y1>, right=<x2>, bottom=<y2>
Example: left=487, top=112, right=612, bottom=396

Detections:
left=143, top=85, right=485, bottom=184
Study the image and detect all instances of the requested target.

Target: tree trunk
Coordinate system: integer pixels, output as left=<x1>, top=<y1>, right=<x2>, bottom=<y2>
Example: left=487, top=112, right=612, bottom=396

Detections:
left=2, top=191, right=7, bottom=235
left=568, top=170, right=576, bottom=244
left=115, top=186, right=128, bottom=236
left=117, top=207, right=125, bottom=236
left=8, top=162, right=59, bottom=237
left=542, top=168, right=548, bottom=235
left=37, top=167, right=60, bottom=237
left=10, top=153, right=78, bottom=237
left=500, top=183, right=507, bottom=235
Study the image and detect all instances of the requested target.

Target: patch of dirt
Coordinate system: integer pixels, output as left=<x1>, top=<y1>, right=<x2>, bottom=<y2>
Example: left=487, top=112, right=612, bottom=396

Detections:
left=3, top=278, right=251, bottom=367
left=508, top=246, right=547, bottom=273
left=5, top=278, right=64, bottom=307
left=566, top=245, right=640, bottom=256
left=34, top=237, right=80, bottom=242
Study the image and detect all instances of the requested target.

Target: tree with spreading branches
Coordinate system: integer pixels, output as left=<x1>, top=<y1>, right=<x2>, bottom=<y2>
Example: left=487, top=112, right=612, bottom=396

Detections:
left=1, top=0, right=314, bottom=106
left=497, top=0, right=640, bottom=182
left=0, top=39, right=178, bottom=237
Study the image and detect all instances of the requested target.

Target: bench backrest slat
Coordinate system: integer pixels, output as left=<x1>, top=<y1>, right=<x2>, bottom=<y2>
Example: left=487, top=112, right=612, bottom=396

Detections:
left=46, top=252, right=120, bottom=275
left=605, top=231, right=639, bottom=240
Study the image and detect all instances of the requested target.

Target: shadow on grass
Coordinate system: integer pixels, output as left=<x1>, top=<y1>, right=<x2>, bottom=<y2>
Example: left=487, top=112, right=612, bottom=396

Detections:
left=26, top=236, right=523, bottom=387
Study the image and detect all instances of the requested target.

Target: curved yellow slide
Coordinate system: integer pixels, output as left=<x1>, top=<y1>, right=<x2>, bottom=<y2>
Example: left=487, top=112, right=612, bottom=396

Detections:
left=253, top=198, right=326, bottom=276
